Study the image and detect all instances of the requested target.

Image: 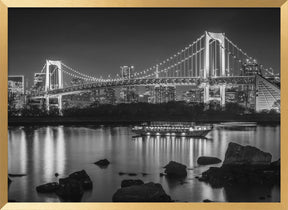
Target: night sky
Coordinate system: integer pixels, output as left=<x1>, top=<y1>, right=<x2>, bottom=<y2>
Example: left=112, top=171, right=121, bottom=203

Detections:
left=8, top=8, right=280, bottom=88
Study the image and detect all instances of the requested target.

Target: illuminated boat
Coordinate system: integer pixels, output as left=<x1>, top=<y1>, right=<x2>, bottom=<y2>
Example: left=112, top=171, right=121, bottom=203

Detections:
left=132, top=121, right=212, bottom=137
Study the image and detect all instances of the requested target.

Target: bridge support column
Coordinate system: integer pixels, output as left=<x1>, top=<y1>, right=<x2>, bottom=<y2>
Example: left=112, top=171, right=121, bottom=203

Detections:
left=46, top=96, right=50, bottom=112
left=220, top=84, right=226, bottom=107
left=58, top=95, right=63, bottom=115
left=203, top=84, right=210, bottom=103
left=58, top=95, right=62, bottom=111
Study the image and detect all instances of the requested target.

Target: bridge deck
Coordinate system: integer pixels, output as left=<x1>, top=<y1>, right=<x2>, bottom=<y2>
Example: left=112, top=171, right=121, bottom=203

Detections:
left=31, top=76, right=256, bottom=98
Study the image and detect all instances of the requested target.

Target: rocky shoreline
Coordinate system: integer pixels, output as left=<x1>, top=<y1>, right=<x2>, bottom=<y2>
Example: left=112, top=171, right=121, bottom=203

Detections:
left=198, top=142, right=280, bottom=188
left=8, top=142, right=280, bottom=202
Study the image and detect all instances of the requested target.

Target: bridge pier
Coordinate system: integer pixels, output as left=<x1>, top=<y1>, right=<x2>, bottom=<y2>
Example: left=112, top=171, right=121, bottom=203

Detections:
left=46, top=96, right=50, bottom=112
left=45, top=95, right=62, bottom=114
left=58, top=95, right=63, bottom=112
left=220, top=84, right=226, bottom=107
left=203, top=84, right=210, bottom=103
left=203, top=84, right=226, bottom=107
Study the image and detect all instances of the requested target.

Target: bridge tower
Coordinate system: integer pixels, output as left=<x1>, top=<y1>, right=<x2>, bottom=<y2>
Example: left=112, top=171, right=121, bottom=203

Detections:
left=203, top=31, right=226, bottom=106
left=45, top=60, right=63, bottom=112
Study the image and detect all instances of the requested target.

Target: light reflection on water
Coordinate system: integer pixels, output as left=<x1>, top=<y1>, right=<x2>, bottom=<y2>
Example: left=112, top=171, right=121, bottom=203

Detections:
left=8, top=124, right=280, bottom=202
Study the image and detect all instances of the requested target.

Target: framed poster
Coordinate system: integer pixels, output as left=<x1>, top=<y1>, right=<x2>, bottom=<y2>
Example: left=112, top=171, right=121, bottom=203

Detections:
left=0, top=0, right=287, bottom=210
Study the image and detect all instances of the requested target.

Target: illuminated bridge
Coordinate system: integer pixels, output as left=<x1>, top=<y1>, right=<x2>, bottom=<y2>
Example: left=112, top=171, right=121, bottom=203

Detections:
left=30, top=31, right=280, bottom=112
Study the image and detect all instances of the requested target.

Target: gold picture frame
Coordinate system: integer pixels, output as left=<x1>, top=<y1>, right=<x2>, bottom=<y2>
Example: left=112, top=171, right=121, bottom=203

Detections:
left=1, top=0, right=288, bottom=209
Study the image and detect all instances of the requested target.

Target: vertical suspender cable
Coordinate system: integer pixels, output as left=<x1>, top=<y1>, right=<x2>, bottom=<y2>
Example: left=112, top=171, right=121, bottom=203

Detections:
left=176, top=53, right=178, bottom=77
left=227, top=40, right=230, bottom=76
left=200, top=38, right=202, bottom=77
left=214, top=41, right=218, bottom=76
left=191, top=44, right=194, bottom=77
left=184, top=48, right=186, bottom=77
left=181, top=51, right=183, bottom=77
left=232, top=45, right=235, bottom=76
left=196, top=40, right=198, bottom=77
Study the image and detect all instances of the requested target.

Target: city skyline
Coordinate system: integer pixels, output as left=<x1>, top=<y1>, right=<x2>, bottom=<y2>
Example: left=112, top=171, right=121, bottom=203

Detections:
left=9, top=8, right=280, bottom=88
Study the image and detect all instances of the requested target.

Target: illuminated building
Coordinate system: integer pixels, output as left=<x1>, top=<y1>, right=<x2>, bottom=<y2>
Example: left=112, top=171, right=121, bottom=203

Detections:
left=8, top=75, right=25, bottom=109
left=182, top=89, right=202, bottom=103
left=154, top=85, right=176, bottom=103
left=143, top=86, right=155, bottom=103
left=8, top=75, right=24, bottom=94
left=33, top=73, right=46, bottom=92
left=63, top=92, right=92, bottom=108
left=120, top=65, right=134, bottom=79
left=138, top=92, right=150, bottom=103
left=241, top=58, right=262, bottom=76
left=225, top=91, right=237, bottom=103
left=236, top=84, right=256, bottom=110
left=119, top=66, right=138, bottom=103
left=71, top=78, right=85, bottom=86
left=103, top=88, right=116, bottom=104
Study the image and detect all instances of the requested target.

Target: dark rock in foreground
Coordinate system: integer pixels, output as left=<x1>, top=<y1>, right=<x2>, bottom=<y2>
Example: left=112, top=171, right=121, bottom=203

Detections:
left=56, top=178, right=84, bottom=201
left=197, top=156, right=222, bottom=165
left=94, top=159, right=110, bottom=168
left=223, top=142, right=272, bottom=165
left=112, top=182, right=172, bottom=202
left=35, top=169, right=92, bottom=202
left=36, top=182, right=59, bottom=193
left=121, top=179, right=144, bottom=188
left=164, top=161, right=187, bottom=178
left=199, top=143, right=279, bottom=188
left=127, top=173, right=137, bottom=176
left=69, top=170, right=93, bottom=190
left=203, top=199, right=213, bottom=202
left=118, top=172, right=126, bottom=176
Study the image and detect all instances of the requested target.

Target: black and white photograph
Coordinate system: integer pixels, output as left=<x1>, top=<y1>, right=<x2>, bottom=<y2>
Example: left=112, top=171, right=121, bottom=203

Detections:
left=8, top=8, right=280, bottom=202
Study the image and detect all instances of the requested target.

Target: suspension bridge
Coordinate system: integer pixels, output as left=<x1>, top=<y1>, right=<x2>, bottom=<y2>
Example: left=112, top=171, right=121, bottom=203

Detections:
left=30, top=31, right=280, bottom=112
